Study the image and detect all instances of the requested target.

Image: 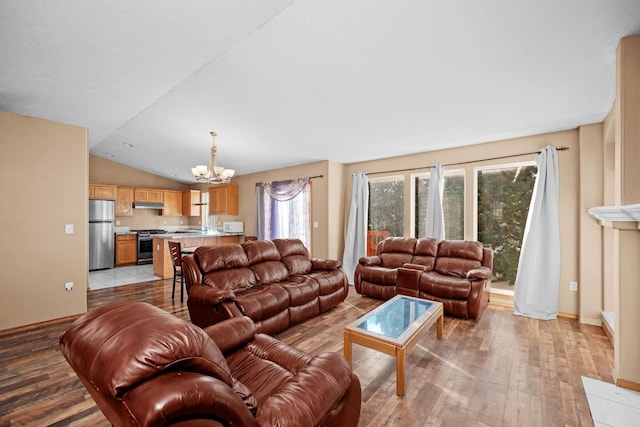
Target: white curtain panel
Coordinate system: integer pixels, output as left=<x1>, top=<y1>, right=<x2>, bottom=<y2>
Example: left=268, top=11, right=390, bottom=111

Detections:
left=425, top=163, right=445, bottom=240
left=342, top=172, right=369, bottom=284
left=513, top=145, right=560, bottom=320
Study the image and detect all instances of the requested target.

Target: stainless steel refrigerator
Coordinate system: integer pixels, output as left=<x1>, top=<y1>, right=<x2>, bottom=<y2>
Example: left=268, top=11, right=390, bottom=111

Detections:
left=89, top=199, right=115, bottom=270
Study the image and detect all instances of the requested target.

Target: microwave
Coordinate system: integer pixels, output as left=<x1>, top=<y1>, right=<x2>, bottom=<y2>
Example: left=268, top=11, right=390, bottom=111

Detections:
left=223, top=221, right=244, bottom=233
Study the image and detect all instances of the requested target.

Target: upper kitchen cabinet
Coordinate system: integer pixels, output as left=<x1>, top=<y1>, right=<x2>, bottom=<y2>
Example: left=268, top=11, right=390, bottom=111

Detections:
left=134, top=188, right=163, bottom=203
left=209, top=184, right=238, bottom=215
left=162, top=190, right=183, bottom=216
left=182, top=190, right=201, bottom=216
left=89, top=183, right=117, bottom=200
left=115, top=186, right=134, bottom=216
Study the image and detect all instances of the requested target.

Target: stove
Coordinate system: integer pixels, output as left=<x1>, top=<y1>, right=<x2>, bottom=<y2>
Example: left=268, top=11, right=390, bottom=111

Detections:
left=133, top=229, right=168, bottom=264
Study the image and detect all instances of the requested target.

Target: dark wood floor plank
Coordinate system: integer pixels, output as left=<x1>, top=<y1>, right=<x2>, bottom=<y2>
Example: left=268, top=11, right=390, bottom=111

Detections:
left=0, top=278, right=613, bottom=426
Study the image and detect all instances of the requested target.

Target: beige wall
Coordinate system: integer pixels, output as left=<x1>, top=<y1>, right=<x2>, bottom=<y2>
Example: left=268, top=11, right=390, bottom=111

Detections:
left=578, top=123, right=604, bottom=325
left=611, top=34, right=640, bottom=388
left=342, top=129, right=582, bottom=316
left=0, top=111, right=88, bottom=330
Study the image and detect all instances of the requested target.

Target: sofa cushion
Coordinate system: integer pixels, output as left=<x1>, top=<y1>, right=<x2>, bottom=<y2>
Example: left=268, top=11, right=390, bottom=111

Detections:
left=243, top=240, right=289, bottom=283
left=279, top=277, right=320, bottom=306
left=420, top=271, right=472, bottom=300
left=203, top=269, right=257, bottom=292
left=60, top=301, right=234, bottom=399
left=235, top=284, right=290, bottom=321
left=274, top=238, right=313, bottom=275
left=196, top=244, right=249, bottom=272
left=411, top=238, right=439, bottom=270
left=225, top=334, right=353, bottom=427
left=378, top=237, right=417, bottom=268
left=357, top=266, right=398, bottom=286
left=434, top=240, right=484, bottom=278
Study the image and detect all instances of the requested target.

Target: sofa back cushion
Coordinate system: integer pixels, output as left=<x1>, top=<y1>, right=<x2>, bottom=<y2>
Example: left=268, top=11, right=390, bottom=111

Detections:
left=196, top=245, right=256, bottom=292
left=411, top=238, right=439, bottom=270
left=434, top=240, right=484, bottom=278
left=274, top=238, right=312, bottom=275
left=60, top=301, right=233, bottom=399
left=242, top=240, right=289, bottom=283
left=378, top=237, right=417, bottom=268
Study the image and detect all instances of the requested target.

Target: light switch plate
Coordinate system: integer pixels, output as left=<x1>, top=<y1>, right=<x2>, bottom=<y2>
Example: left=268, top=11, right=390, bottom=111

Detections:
left=65, top=224, right=74, bottom=234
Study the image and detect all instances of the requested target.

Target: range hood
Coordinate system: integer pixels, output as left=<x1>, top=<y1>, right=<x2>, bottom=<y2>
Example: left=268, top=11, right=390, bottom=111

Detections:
left=133, top=201, right=165, bottom=209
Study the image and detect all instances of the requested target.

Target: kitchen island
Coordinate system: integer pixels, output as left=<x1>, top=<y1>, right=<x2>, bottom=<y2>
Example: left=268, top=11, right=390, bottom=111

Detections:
left=153, top=231, right=243, bottom=279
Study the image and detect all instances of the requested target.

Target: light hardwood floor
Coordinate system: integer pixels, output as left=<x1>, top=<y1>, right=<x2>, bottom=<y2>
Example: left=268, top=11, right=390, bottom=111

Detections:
left=0, top=278, right=613, bottom=426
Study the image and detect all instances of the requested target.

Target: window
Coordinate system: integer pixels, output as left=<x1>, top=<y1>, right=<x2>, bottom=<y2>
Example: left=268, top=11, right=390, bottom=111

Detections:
left=255, top=179, right=311, bottom=249
left=475, top=162, right=537, bottom=292
left=368, top=175, right=404, bottom=241
left=412, top=170, right=465, bottom=240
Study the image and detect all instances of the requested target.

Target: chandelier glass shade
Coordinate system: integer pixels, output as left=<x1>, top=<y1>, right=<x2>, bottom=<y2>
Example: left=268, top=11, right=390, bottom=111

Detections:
left=191, top=131, right=235, bottom=184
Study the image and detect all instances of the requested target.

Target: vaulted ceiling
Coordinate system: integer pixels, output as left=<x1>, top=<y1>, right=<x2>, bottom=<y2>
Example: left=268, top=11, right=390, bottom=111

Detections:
left=2, top=1, right=639, bottom=183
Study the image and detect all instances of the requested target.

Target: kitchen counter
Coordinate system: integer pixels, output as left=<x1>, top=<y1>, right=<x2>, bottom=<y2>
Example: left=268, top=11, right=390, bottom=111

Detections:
left=156, top=230, right=244, bottom=239
left=152, top=232, right=244, bottom=279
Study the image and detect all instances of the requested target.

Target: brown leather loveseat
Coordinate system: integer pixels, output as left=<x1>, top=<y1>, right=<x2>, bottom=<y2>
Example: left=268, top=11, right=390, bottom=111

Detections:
left=354, top=237, right=493, bottom=319
left=59, top=300, right=361, bottom=427
left=182, top=238, right=348, bottom=334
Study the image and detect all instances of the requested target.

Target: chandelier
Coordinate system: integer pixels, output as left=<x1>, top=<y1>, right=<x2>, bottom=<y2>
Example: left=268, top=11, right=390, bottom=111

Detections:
left=191, top=131, right=235, bottom=184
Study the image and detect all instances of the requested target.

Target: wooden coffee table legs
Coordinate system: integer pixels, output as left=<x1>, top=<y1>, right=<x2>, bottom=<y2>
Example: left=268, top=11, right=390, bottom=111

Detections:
left=344, top=306, right=444, bottom=397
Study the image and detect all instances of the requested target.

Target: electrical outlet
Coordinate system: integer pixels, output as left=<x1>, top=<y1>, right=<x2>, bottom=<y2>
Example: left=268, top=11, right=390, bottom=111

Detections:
left=65, top=282, right=74, bottom=291
left=569, top=281, right=578, bottom=292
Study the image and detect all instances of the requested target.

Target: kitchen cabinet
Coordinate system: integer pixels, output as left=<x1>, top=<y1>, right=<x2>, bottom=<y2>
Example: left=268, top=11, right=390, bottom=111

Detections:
left=115, top=186, right=134, bottom=216
left=134, top=188, right=163, bottom=203
left=115, top=234, right=137, bottom=266
left=182, top=190, right=201, bottom=216
left=209, top=184, right=238, bottom=215
left=89, top=183, right=117, bottom=200
left=162, top=190, right=183, bottom=216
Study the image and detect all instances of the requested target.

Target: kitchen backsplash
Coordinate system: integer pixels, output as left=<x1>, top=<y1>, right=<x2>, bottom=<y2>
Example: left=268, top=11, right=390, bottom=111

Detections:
left=115, top=209, right=238, bottom=231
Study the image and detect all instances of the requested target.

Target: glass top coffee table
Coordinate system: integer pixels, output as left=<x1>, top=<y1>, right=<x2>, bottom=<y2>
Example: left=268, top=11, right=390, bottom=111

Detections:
left=344, top=295, right=443, bottom=396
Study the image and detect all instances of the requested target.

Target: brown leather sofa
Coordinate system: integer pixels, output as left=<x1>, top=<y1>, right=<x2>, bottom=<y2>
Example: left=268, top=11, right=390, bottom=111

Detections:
left=182, top=238, right=348, bottom=334
left=59, top=300, right=361, bottom=427
left=354, top=237, right=493, bottom=320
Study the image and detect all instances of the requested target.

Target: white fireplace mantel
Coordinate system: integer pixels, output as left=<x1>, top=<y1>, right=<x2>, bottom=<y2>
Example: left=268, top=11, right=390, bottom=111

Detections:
left=588, top=204, right=640, bottom=230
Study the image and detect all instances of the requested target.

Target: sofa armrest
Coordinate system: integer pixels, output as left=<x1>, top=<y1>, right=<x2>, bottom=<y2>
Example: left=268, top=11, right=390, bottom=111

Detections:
left=466, top=267, right=493, bottom=281
left=401, top=263, right=428, bottom=272
left=311, top=258, right=341, bottom=270
left=124, top=372, right=258, bottom=427
left=188, top=284, right=236, bottom=306
left=358, top=256, right=381, bottom=266
left=397, top=265, right=426, bottom=297
left=204, top=316, right=257, bottom=354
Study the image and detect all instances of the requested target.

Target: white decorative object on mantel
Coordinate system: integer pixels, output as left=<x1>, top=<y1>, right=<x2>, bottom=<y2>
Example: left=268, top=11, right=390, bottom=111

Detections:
left=587, top=204, right=640, bottom=222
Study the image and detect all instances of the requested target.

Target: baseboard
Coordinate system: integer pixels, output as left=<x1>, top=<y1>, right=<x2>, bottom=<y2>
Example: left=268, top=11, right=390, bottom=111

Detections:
left=488, top=290, right=579, bottom=320
left=616, top=378, right=640, bottom=393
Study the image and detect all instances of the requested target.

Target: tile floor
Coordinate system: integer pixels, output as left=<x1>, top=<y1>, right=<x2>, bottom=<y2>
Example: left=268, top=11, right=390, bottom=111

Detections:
left=89, top=264, right=160, bottom=290
left=582, top=376, right=640, bottom=426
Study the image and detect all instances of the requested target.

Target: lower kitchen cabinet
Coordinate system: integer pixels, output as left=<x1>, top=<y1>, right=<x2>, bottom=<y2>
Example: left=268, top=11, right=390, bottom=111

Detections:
left=115, top=234, right=137, bottom=266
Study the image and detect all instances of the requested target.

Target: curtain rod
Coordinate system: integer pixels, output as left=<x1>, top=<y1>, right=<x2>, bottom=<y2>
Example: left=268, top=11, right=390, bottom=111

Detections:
left=364, top=146, right=569, bottom=176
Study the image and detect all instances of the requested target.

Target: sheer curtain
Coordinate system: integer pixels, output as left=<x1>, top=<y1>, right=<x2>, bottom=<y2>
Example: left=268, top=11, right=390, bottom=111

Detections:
left=255, top=178, right=311, bottom=249
left=426, top=163, right=445, bottom=240
left=513, top=145, right=560, bottom=320
left=342, top=172, right=368, bottom=284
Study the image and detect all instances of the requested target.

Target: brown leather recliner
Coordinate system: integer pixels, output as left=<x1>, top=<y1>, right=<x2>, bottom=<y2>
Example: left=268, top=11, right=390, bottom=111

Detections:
left=354, top=237, right=493, bottom=320
left=59, top=301, right=361, bottom=427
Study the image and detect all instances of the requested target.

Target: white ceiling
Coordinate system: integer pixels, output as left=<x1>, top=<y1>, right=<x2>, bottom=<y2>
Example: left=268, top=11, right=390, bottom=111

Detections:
left=2, top=0, right=640, bottom=183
